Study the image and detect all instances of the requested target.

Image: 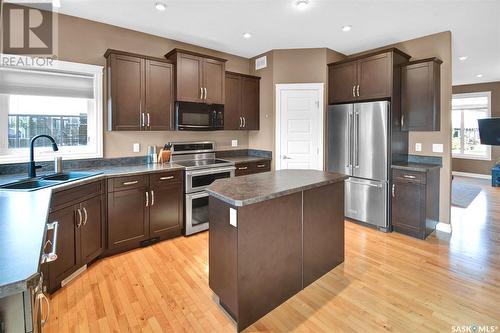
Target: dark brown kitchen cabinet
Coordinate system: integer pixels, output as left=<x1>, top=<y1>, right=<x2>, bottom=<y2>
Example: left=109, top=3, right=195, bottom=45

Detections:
left=105, top=49, right=174, bottom=131
left=166, top=49, right=227, bottom=104
left=328, top=48, right=410, bottom=104
left=44, top=181, right=104, bottom=293
left=235, top=160, right=271, bottom=176
left=106, top=171, right=183, bottom=255
left=391, top=168, right=440, bottom=239
left=401, top=58, right=442, bottom=131
left=224, top=72, right=260, bottom=130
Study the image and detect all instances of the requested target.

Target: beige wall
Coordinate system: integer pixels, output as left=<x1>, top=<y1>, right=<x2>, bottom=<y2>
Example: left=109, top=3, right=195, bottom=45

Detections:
left=248, top=48, right=345, bottom=168
left=57, top=14, right=252, bottom=157
left=452, top=81, right=500, bottom=174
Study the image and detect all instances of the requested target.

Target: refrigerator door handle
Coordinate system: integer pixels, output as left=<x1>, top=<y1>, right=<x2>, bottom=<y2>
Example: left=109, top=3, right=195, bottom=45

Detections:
left=347, top=110, right=352, bottom=167
left=354, top=110, right=360, bottom=168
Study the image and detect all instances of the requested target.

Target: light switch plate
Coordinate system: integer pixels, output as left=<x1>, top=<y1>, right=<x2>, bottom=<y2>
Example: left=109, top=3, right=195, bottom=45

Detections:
left=229, top=208, right=237, bottom=228
left=133, top=143, right=140, bottom=153
left=231, top=140, right=238, bottom=147
left=415, top=143, right=422, bottom=152
left=432, top=143, right=444, bottom=153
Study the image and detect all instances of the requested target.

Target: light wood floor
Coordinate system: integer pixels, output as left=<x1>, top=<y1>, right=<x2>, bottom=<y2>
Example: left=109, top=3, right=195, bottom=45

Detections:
left=45, top=177, right=500, bottom=332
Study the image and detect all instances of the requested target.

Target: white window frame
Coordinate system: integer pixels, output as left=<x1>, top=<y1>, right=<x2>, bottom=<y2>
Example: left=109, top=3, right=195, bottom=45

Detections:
left=0, top=54, right=103, bottom=164
left=452, top=91, right=491, bottom=161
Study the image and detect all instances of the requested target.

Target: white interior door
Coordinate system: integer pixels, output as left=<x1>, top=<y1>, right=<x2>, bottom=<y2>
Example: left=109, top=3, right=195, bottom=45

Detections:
left=276, top=84, right=323, bottom=170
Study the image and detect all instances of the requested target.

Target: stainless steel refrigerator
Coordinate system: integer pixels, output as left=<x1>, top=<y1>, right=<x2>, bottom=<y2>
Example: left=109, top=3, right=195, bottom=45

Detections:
left=327, top=101, right=390, bottom=230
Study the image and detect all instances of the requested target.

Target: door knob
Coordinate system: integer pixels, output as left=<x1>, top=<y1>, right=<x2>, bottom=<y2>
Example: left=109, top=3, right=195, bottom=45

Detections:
left=282, top=155, right=292, bottom=160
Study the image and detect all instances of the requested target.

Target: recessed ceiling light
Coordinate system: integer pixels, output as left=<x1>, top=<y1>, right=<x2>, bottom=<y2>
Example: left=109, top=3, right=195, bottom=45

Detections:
left=243, top=32, right=252, bottom=39
left=295, top=0, right=309, bottom=10
left=459, top=56, right=468, bottom=61
left=476, top=74, right=484, bottom=78
left=155, top=1, right=166, bottom=11
left=341, top=25, right=352, bottom=32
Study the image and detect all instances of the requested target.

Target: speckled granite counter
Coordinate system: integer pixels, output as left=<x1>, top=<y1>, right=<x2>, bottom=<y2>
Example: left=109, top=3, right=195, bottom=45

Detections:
left=0, top=162, right=184, bottom=298
left=207, top=169, right=348, bottom=207
left=391, top=162, right=441, bottom=172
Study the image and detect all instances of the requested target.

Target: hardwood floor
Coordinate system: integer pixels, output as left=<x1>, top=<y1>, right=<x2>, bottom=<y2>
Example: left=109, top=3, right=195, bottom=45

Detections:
left=45, top=177, right=500, bottom=332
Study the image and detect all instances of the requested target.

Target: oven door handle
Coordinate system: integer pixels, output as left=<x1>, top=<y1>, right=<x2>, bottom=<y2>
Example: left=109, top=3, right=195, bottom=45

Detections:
left=186, top=191, right=210, bottom=200
left=187, top=166, right=236, bottom=177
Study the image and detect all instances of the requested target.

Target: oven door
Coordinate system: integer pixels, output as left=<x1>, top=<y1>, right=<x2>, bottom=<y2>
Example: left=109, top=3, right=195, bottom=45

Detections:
left=186, top=167, right=235, bottom=193
left=185, top=191, right=210, bottom=235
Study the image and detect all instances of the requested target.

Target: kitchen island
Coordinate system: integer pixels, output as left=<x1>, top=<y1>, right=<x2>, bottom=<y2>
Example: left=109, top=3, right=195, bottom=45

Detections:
left=206, top=169, right=348, bottom=331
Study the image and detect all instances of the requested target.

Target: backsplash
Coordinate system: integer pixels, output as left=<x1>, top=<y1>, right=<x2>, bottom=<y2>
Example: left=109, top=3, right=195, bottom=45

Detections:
left=408, top=154, right=442, bottom=166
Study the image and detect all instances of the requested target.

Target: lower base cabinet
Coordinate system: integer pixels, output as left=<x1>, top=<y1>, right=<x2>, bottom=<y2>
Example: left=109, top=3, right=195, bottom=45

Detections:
left=391, top=168, right=440, bottom=239
left=235, top=159, right=271, bottom=176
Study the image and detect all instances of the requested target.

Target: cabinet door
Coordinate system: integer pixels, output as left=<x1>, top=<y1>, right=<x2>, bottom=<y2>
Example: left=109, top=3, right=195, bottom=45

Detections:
left=107, top=187, right=149, bottom=250
left=392, top=181, right=425, bottom=238
left=224, top=73, right=242, bottom=130
left=241, top=77, right=260, bottom=130
left=149, top=178, right=183, bottom=238
left=109, top=54, right=145, bottom=131
left=80, top=196, right=104, bottom=264
left=46, top=205, right=81, bottom=292
left=357, top=52, right=391, bottom=100
left=328, top=62, right=357, bottom=104
left=176, top=53, right=203, bottom=103
left=203, top=58, right=225, bottom=104
left=145, top=60, right=174, bottom=131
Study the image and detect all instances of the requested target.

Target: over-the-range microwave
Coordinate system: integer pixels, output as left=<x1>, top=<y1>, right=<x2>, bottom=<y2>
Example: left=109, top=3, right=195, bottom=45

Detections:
left=175, top=101, right=224, bottom=131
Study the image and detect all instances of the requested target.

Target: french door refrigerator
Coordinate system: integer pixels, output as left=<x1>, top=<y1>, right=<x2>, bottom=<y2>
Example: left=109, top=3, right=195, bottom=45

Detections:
left=327, top=101, right=390, bottom=230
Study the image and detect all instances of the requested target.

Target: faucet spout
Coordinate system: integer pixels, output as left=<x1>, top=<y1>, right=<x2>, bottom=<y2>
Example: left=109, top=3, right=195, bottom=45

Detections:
left=28, top=135, right=59, bottom=178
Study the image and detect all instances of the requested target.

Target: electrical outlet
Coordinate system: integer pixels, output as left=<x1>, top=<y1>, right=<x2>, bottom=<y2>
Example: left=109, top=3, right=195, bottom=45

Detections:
left=415, top=143, right=422, bottom=152
left=231, top=140, right=238, bottom=147
left=432, top=143, right=443, bottom=153
left=133, top=143, right=140, bottom=153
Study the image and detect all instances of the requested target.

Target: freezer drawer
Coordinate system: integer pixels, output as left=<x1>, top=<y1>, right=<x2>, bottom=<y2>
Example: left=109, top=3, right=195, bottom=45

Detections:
left=345, top=178, right=388, bottom=229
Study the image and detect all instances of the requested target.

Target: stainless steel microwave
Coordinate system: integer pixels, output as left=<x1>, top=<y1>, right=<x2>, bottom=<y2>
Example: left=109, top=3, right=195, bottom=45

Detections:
left=175, top=102, right=224, bottom=131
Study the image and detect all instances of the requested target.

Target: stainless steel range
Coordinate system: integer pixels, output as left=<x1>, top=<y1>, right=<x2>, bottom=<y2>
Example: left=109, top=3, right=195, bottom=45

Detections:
left=171, top=142, right=235, bottom=235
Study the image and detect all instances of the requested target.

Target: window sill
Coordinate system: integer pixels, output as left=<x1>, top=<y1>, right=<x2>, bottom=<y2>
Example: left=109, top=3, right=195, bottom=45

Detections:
left=452, top=154, right=491, bottom=161
left=0, top=152, right=103, bottom=165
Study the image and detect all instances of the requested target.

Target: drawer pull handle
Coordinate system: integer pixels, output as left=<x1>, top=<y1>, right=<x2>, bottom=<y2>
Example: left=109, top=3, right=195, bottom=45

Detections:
left=123, top=181, right=139, bottom=186
left=257, top=164, right=266, bottom=168
left=403, top=175, right=416, bottom=179
left=238, top=166, right=248, bottom=170
left=160, top=176, right=174, bottom=180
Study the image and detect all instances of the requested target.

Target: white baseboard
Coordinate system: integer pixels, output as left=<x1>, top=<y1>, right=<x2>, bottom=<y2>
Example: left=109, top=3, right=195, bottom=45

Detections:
left=436, top=222, right=452, bottom=233
left=452, top=171, right=491, bottom=180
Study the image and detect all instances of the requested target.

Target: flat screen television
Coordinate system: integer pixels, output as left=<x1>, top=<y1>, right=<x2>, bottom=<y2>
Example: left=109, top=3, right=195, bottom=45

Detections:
left=478, top=118, right=500, bottom=146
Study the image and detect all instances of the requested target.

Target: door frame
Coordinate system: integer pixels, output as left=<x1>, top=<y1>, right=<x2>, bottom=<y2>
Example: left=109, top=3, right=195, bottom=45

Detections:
left=275, top=83, right=324, bottom=171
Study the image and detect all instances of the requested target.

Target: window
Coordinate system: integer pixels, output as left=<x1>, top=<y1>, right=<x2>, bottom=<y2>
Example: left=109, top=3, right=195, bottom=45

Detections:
left=452, top=92, right=491, bottom=160
left=0, top=55, right=103, bottom=164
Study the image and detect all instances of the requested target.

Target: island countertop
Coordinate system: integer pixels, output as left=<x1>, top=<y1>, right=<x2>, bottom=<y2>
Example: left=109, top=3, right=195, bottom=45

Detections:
left=206, top=169, right=348, bottom=207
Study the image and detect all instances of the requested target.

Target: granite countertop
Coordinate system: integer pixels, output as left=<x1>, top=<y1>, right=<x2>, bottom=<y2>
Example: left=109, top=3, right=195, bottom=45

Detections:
left=391, top=162, right=442, bottom=172
left=0, top=162, right=184, bottom=297
left=219, top=156, right=271, bottom=164
left=207, top=169, right=348, bottom=207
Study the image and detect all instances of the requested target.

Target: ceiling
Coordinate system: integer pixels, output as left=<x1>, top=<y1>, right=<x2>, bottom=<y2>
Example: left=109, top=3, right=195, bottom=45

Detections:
left=56, top=0, right=500, bottom=86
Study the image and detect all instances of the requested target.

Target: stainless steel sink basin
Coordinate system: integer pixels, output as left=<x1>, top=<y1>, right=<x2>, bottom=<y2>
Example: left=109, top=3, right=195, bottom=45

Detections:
left=0, top=171, right=101, bottom=191
left=42, top=171, right=99, bottom=181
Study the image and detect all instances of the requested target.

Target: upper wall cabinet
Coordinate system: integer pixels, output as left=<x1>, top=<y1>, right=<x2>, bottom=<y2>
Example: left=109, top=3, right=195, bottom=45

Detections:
left=105, top=49, right=174, bottom=131
left=224, top=72, right=260, bottom=130
left=401, top=58, right=442, bottom=131
left=328, top=48, right=410, bottom=104
left=166, top=49, right=226, bottom=104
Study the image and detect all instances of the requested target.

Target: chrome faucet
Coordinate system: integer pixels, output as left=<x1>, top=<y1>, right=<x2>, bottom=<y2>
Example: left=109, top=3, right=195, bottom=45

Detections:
left=28, top=135, right=59, bottom=178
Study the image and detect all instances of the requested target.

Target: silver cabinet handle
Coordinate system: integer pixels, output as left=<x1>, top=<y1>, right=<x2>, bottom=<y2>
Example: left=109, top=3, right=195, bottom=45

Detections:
left=160, top=176, right=174, bottom=180
left=151, top=190, right=155, bottom=206
left=352, top=85, right=356, bottom=98
left=147, top=113, right=150, bottom=127
left=357, top=85, right=360, bottom=97
left=392, top=183, right=395, bottom=197
left=145, top=191, right=149, bottom=207
left=403, top=175, right=416, bottom=179
left=200, top=87, right=203, bottom=99
left=204, top=87, right=207, bottom=100
left=243, top=117, right=246, bottom=128
left=238, top=166, right=248, bottom=170
left=122, top=180, right=138, bottom=186
left=82, top=207, right=88, bottom=226
left=239, top=117, right=243, bottom=128
left=76, top=208, right=82, bottom=228
left=41, top=221, right=59, bottom=263
left=257, top=164, right=266, bottom=168
left=141, top=113, right=145, bottom=127
left=401, top=114, right=405, bottom=128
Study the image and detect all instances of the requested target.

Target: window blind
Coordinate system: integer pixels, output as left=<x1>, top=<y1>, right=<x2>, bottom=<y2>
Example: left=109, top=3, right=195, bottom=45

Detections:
left=0, top=67, right=94, bottom=99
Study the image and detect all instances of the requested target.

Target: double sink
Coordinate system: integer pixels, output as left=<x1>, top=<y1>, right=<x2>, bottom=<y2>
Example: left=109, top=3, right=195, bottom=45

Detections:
left=0, top=171, right=101, bottom=191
